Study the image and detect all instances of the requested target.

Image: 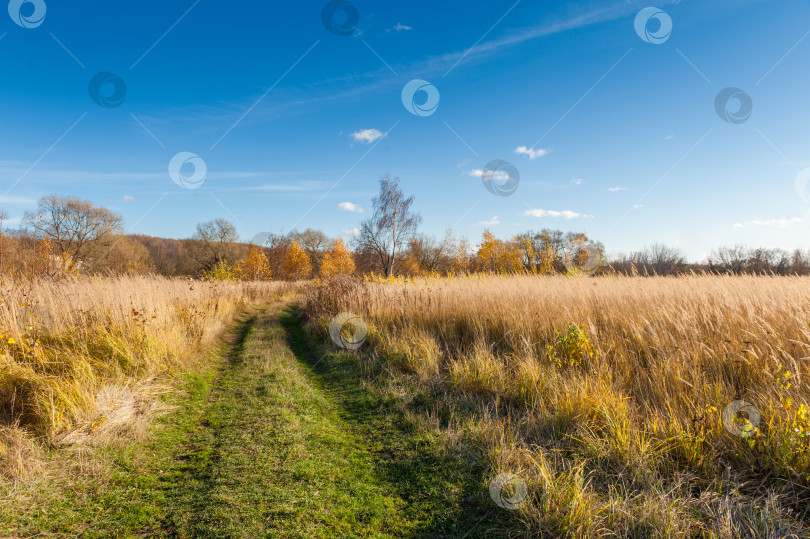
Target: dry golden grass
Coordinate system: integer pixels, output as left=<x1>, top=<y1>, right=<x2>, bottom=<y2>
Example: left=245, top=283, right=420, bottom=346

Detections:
left=307, top=274, right=810, bottom=537
left=0, top=274, right=296, bottom=474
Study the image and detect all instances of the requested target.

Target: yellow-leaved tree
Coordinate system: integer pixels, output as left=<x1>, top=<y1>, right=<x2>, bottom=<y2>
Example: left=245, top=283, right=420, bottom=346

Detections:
left=282, top=241, right=312, bottom=280
left=235, top=245, right=273, bottom=281
left=320, top=238, right=355, bottom=278
left=475, top=230, right=523, bottom=274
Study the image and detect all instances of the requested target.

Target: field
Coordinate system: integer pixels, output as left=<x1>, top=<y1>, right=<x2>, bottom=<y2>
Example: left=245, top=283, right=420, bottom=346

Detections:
left=306, top=274, right=810, bottom=536
left=0, top=276, right=295, bottom=473
left=1, top=274, right=809, bottom=537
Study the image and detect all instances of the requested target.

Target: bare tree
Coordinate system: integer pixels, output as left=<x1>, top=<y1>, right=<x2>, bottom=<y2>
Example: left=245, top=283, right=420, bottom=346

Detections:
left=633, top=243, right=686, bottom=275
left=24, top=195, right=123, bottom=270
left=188, top=218, right=240, bottom=272
left=405, top=229, right=456, bottom=274
left=707, top=245, right=748, bottom=274
left=356, top=174, right=422, bottom=276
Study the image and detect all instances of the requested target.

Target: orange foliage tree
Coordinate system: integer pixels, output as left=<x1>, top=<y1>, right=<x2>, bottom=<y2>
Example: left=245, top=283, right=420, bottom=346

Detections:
left=320, top=238, right=355, bottom=278
left=235, top=245, right=273, bottom=281
left=282, top=241, right=312, bottom=280
left=475, top=230, right=523, bottom=274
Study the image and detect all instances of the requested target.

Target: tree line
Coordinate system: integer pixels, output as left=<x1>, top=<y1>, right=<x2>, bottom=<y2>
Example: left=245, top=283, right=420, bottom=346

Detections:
left=2, top=177, right=810, bottom=281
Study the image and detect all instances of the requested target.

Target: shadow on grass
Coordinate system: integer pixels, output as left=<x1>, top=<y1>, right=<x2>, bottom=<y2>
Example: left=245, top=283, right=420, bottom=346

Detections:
left=279, top=306, right=528, bottom=538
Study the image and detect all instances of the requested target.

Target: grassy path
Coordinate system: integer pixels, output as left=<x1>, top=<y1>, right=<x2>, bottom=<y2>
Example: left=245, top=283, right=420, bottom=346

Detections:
left=3, top=302, right=519, bottom=537
left=158, top=303, right=486, bottom=537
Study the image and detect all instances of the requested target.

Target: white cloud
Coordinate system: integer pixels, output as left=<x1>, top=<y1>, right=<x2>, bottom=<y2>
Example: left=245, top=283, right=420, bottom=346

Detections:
left=476, top=216, right=500, bottom=227
left=0, top=216, right=21, bottom=226
left=393, top=23, right=412, bottom=31
left=664, top=134, right=674, bottom=140
left=514, top=146, right=548, bottom=160
left=343, top=228, right=361, bottom=236
left=239, top=181, right=326, bottom=192
left=608, top=187, right=627, bottom=192
left=523, top=209, right=593, bottom=219
left=571, top=178, right=584, bottom=186
left=337, top=202, right=364, bottom=213
left=351, top=128, right=384, bottom=144
left=0, top=196, right=35, bottom=205
left=468, top=169, right=510, bottom=182
left=122, top=195, right=136, bottom=202
left=734, top=217, right=803, bottom=229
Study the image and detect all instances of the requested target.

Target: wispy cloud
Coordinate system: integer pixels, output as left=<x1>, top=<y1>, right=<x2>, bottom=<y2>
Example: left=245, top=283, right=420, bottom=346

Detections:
left=524, top=209, right=593, bottom=219
left=608, top=187, right=627, bottom=192
left=351, top=128, right=384, bottom=144
left=476, top=216, right=500, bottom=227
left=337, top=201, right=364, bottom=213
left=122, top=195, right=136, bottom=202
left=468, top=169, right=510, bottom=182
left=0, top=216, right=22, bottom=227
left=392, top=23, right=412, bottom=32
left=734, top=217, right=803, bottom=228
left=150, top=1, right=662, bottom=131
left=571, top=178, right=585, bottom=186
left=514, top=146, right=548, bottom=160
left=343, top=227, right=361, bottom=236
left=0, top=195, right=36, bottom=205
left=237, top=181, right=326, bottom=192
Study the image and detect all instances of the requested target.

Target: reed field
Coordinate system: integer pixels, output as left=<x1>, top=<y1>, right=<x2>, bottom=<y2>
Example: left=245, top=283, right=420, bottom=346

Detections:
left=305, top=274, right=810, bottom=537
left=2, top=273, right=809, bottom=537
left=0, top=275, right=296, bottom=480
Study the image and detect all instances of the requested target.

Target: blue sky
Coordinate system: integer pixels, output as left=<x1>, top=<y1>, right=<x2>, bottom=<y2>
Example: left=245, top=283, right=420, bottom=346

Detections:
left=1, top=0, right=809, bottom=260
